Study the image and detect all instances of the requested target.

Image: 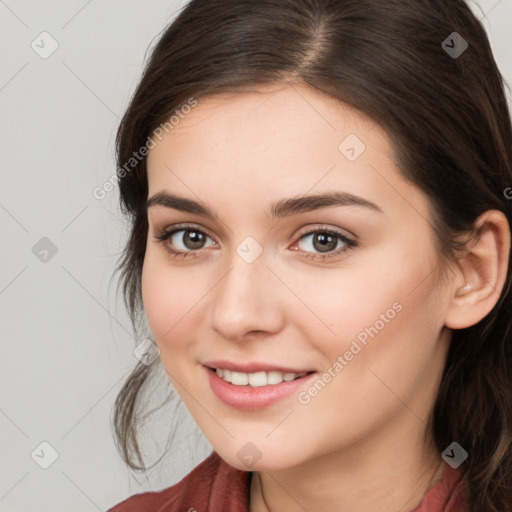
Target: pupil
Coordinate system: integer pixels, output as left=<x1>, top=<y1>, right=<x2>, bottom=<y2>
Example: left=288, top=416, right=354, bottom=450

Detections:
left=185, top=230, right=204, bottom=249
left=314, top=233, right=336, bottom=253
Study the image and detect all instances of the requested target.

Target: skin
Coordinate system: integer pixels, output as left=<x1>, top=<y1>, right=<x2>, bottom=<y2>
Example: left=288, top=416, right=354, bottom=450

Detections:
left=142, top=83, right=510, bottom=512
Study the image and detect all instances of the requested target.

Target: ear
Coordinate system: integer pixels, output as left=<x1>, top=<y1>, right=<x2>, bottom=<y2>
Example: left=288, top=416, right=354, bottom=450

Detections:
left=444, top=210, right=511, bottom=330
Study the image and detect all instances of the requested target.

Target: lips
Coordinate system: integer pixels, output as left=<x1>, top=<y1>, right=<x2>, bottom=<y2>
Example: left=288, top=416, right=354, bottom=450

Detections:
left=203, top=359, right=313, bottom=374
left=203, top=361, right=316, bottom=411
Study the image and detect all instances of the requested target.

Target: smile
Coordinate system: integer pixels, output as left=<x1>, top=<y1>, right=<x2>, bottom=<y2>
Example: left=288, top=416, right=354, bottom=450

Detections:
left=204, top=365, right=316, bottom=411
left=214, top=368, right=308, bottom=387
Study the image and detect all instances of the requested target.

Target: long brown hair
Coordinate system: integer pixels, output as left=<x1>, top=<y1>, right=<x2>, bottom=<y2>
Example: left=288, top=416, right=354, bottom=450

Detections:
left=110, top=1, right=512, bottom=510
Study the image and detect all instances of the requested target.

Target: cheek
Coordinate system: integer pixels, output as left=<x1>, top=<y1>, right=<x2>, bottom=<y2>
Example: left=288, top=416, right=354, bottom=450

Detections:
left=141, top=254, right=169, bottom=336
left=141, top=251, right=200, bottom=352
left=310, top=259, right=443, bottom=417
left=286, top=246, right=431, bottom=347
left=300, top=240, right=442, bottom=383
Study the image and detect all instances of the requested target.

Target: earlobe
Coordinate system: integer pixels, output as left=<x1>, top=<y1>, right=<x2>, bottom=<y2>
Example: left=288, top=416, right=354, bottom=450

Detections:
left=444, top=210, right=511, bottom=330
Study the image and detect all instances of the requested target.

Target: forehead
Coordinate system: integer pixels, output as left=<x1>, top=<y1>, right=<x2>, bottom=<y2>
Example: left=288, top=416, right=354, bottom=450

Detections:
left=149, top=83, right=379, bottom=156
left=145, top=83, right=430, bottom=225
left=148, top=84, right=387, bottom=178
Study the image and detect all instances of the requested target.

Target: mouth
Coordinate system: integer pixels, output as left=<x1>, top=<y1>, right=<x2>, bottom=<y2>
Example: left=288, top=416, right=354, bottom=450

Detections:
left=203, top=363, right=316, bottom=411
left=206, top=366, right=311, bottom=387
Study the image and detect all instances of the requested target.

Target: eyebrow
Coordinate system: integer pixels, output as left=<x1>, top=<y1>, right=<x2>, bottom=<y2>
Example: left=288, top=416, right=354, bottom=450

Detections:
left=145, top=190, right=383, bottom=220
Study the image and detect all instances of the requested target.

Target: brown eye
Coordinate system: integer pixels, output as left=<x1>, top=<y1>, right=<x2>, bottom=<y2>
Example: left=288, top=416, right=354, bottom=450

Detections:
left=154, top=226, right=217, bottom=256
left=290, top=228, right=357, bottom=261
left=311, top=232, right=339, bottom=253
left=180, top=230, right=207, bottom=250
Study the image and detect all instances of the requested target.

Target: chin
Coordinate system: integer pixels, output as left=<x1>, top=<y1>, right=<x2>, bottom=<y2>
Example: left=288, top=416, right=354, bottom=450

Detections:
left=215, top=443, right=308, bottom=473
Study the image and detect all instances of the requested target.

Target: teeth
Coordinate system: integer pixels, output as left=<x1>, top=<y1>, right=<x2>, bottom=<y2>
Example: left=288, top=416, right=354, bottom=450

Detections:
left=215, top=368, right=307, bottom=387
left=267, top=371, right=283, bottom=384
left=231, top=371, right=249, bottom=385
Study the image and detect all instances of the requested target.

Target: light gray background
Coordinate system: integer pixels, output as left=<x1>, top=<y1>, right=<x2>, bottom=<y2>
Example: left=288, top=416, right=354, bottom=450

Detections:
left=1, top=1, right=511, bottom=510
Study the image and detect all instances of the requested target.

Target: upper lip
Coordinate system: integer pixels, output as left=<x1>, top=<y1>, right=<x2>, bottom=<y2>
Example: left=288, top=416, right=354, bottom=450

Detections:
left=203, top=360, right=314, bottom=374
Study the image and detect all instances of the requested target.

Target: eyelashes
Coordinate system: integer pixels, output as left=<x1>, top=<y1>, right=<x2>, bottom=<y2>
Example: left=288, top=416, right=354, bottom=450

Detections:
left=154, top=225, right=217, bottom=259
left=153, top=223, right=357, bottom=262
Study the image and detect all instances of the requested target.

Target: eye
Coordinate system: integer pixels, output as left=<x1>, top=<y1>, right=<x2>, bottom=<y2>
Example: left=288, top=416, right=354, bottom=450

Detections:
left=153, top=224, right=217, bottom=259
left=153, top=223, right=357, bottom=261
left=290, top=227, right=357, bottom=261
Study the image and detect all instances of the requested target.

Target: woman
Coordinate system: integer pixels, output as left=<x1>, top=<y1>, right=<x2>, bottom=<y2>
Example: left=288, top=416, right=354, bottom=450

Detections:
left=107, top=0, right=512, bottom=510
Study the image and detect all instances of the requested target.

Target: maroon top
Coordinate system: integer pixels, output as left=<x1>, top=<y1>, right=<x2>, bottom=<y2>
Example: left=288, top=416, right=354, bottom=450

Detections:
left=107, top=451, right=468, bottom=512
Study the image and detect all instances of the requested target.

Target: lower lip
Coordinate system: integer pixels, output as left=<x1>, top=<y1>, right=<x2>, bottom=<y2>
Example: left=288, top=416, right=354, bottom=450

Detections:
left=205, top=367, right=316, bottom=411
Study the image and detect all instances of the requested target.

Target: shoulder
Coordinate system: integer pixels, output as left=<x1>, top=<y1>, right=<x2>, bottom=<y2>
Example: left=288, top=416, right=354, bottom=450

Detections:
left=106, top=451, right=251, bottom=512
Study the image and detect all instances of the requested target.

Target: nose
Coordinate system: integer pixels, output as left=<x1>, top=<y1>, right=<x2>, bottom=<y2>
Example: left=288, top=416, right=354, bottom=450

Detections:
left=208, top=250, right=285, bottom=342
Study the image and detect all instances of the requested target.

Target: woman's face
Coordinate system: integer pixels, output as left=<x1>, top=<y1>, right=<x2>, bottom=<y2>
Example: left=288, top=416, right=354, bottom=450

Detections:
left=142, top=83, right=454, bottom=472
